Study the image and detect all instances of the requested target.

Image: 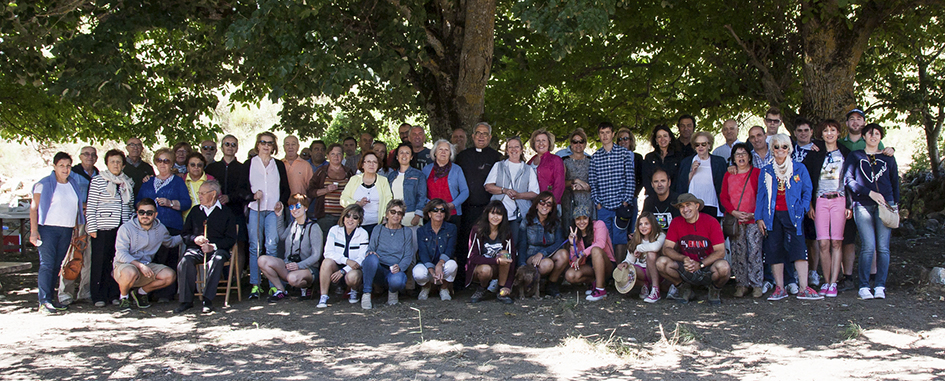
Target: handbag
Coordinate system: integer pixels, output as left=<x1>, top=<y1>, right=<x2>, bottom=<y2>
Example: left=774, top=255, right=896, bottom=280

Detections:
left=723, top=170, right=752, bottom=238
left=868, top=155, right=900, bottom=229
left=61, top=228, right=89, bottom=281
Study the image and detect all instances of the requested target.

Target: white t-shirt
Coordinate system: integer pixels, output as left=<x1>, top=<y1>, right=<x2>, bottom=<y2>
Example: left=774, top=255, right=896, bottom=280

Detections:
left=354, top=184, right=381, bottom=225
left=689, top=156, right=719, bottom=211
left=34, top=182, right=79, bottom=228
left=485, top=161, right=539, bottom=220
left=818, top=149, right=845, bottom=197
left=391, top=172, right=406, bottom=200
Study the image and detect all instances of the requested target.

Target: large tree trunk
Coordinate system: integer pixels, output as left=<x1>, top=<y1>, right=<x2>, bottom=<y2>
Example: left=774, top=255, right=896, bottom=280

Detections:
left=799, top=1, right=884, bottom=123
left=415, top=0, right=495, bottom=141
left=920, top=107, right=944, bottom=178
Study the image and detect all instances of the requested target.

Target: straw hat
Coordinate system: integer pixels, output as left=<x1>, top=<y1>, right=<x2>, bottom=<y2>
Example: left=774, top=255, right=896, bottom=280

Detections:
left=613, top=265, right=636, bottom=294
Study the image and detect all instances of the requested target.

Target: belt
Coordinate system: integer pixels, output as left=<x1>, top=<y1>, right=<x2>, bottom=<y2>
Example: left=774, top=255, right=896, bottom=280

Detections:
left=820, top=193, right=841, bottom=199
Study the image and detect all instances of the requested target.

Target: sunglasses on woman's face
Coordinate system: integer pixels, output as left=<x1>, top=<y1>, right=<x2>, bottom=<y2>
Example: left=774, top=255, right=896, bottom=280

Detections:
left=431, top=207, right=447, bottom=214
left=694, top=142, right=709, bottom=147
left=345, top=214, right=361, bottom=220
left=773, top=145, right=790, bottom=150
left=288, top=203, right=304, bottom=211
left=154, top=158, right=172, bottom=165
left=389, top=209, right=405, bottom=216
left=136, top=209, right=156, bottom=216
left=571, top=140, right=585, bottom=145
left=538, top=199, right=553, bottom=207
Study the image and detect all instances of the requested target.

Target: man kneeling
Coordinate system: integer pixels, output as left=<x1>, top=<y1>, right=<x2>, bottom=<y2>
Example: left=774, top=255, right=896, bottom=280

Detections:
left=176, top=180, right=238, bottom=314
left=655, top=193, right=731, bottom=305
left=113, top=198, right=182, bottom=311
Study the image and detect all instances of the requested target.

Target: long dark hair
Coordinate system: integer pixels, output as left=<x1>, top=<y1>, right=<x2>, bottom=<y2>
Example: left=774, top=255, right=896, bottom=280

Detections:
left=650, top=124, right=681, bottom=154
left=475, top=200, right=510, bottom=240
left=525, top=191, right=559, bottom=232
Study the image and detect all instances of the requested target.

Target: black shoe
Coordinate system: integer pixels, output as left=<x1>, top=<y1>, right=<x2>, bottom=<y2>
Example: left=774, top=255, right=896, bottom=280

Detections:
left=249, top=285, right=261, bottom=300
left=469, top=287, right=486, bottom=303
left=299, top=288, right=314, bottom=301
left=546, top=281, right=561, bottom=298
left=496, top=294, right=514, bottom=304
left=50, top=300, right=69, bottom=311
left=202, top=300, right=214, bottom=313
left=131, top=291, right=151, bottom=309
left=267, top=290, right=287, bottom=303
left=118, top=298, right=133, bottom=312
left=39, top=301, right=64, bottom=313
left=839, top=276, right=856, bottom=292
left=173, top=303, right=194, bottom=314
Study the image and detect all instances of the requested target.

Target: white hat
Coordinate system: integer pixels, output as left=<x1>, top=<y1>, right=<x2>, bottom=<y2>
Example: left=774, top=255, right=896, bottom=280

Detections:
left=613, top=265, right=636, bottom=294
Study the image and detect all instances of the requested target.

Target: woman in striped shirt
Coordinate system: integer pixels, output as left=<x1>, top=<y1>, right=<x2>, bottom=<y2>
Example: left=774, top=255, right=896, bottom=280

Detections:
left=87, top=149, right=136, bottom=307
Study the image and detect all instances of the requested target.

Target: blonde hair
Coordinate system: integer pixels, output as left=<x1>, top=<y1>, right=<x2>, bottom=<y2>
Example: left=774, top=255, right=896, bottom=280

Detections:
left=529, top=129, right=556, bottom=153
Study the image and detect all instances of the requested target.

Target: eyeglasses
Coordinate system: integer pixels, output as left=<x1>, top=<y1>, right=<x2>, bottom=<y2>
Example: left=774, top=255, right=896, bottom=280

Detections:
left=345, top=214, right=361, bottom=220
left=300, top=153, right=311, bottom=158
left=188, top=162, right=204, bottom=168
left=154, top=158, right=172, bottom=164
left=202, top=145, right=216, bottom=151
left=222, top=142, right=237, bottom=148
left=258, top=140, right=275, bottom=146
left=136, top=210, right=156, bottom=216
left=80, top=152, right=96, bottom=157
left=764, top=118, right=782, bottom=124
left=734, top=152, right=749, bottom=157
left=389, top=210, right=405, bottom=216
left=773, top=145, right=790, bottom=150
left=693, top=142, right=709, bottom=147
left=571, top=140, right=586, bottom=145
left=127, top=143, right=143, bottom=148
left=618, top=137, right=631, bottom=142
left=431, top=207, right=447, bottom=214
left=288, top=203, right=304, bottom=211
left=538, top=199, right=554, bottom=207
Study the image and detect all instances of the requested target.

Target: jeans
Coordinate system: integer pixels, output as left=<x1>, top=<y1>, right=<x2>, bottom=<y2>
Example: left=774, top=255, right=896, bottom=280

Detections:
left=854, top=205, right=891, bottom=289
left=90, top=228, right=120, bottom=303
left=248, top=209, right=279, bottom=286
left=37, top=225, right=73, bottom=303
left=361, top=254, right=407, bottom=294
left=597, top=207, right=628, bottom=245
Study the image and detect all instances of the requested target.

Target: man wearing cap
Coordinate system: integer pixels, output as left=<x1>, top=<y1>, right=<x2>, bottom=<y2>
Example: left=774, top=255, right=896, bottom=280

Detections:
left=588, top=122, right=636, bottom=263
left=837, top=108, right=895, bottom=292
left=655, top=193, right=730, bottom=305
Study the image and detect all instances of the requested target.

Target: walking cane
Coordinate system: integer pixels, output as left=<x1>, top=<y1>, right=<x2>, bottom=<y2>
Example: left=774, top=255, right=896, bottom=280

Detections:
left=202, top=220, right=209, bottom=295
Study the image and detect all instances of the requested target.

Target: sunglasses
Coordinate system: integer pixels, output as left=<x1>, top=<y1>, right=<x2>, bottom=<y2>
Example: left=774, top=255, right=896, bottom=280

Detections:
left=288, top=203, right=304, bottom=211
left=136, top=209, right=156, bottom=216
left=188, top=162, right=204, bottom=168
left=202, top=145, right=216, bottom=151
left=693, top=142, right=709, bottom=147
left=571, top=139, right=586, bottom=145
left=764, top=118, right=782, bottom=124
left=773, top=145, right=790, bottom=150
left=222, top=142, right=237, bottom=148
left=618, top=137, right=631, bottom=142
left=154, top=158, right=172, bottom=164
left=345, top=214, right=361, bottom=220
left=258, top=140, right=275, bottom=146
left=300, top=153, right=311, bottom=158
left=389, top=210, right=405, bottom=216
left=538, top=199, right=554, bottom=207
left=431, top=207, right=447, bottom=214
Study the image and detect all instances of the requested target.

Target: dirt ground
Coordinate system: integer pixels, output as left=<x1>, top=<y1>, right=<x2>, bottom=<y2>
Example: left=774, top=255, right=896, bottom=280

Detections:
left=2, top=232, right=945, bottom=380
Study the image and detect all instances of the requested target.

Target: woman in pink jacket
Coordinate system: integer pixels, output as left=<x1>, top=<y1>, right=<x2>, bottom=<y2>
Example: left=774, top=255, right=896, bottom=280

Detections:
left=564, top=204, right=616, bottom=302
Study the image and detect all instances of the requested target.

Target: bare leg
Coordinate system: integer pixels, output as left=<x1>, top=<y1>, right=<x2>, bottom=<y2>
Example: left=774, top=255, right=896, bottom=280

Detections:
left=258, top=256, right=289, bottom=292
left=771, top=263, right=785, bottom=289
left=646, top=251, right=661, bottom=288
left=818, top=240, right=832, bottom=284
left=830, top=240, right=843, bottom=284
left=144, top=268, right=176, bottom=292
left=319, top=261, right=339, bottom=296
left=795, top=260, right=809, bottom=290
left=549, top=249, right=569, bottom=282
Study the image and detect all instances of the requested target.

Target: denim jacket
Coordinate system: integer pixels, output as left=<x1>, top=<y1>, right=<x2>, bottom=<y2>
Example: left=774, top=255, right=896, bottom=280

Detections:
left=520, top=216, right=566, bottom=267
left=386, top=167, right=427, bottom=215
left=755, top=162, right=812, bottom=235
left=417, top=222, right=458, bottom=268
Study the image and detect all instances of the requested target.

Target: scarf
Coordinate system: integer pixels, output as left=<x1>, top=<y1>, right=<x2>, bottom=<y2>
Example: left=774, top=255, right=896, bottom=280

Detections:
left=773, top=158, right=793, bottom=189
left=100, top=170, right=134, bottom=204
left=153, top=175, right=173, bottom=193
left=432, top=161, right=452, bottom=180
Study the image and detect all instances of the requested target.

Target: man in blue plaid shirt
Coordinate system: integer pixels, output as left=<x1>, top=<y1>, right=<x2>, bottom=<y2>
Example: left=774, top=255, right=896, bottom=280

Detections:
left=589, top=122, right=636, bottom=260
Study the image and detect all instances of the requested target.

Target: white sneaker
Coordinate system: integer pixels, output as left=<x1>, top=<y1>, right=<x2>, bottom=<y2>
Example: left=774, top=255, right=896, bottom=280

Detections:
left=348, top=290, right=359, bottom=304
left=858, top=287, right=874, bottom=300
left=418, top=286, right=431, bottom=301
left=361, top=293, right=372, bottom=310
left=873, top=287, right=886, bottom=299
left=786, top=283, right=799, bottom=295
left=761, top=281, right=773, bottom=294
left=387, top=291, right=399, bottom=306
left=317, top=295, right=329, bottom=308
left=487, top=279, right=499, bottom=293
left=639, top=284, right=649, bottom=300
left=439, top=288, right=451, bottom=301
left=809, top=271, right=821, bottom=287
left=666, top=284, right=679, bottom=300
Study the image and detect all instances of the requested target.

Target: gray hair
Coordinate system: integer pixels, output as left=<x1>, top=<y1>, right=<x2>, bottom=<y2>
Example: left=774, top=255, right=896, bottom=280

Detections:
left=221, top=134, right=237, bottom=144
left=429, top=139, right=456, bottom=162
left=769, top=133, right=794, bottom=155
left=201, top=179, right=222, bottom=195
left=475, top=122, right=493, bottom=135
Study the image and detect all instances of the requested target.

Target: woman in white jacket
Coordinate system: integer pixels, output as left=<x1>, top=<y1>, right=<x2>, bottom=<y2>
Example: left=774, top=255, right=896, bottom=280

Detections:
left=317, top=204, right=369, bottom=308
left=615, top=212, right=665, bottom=303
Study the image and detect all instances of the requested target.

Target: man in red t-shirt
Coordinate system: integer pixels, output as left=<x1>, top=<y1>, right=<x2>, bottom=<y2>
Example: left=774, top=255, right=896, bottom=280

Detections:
left=655, top=193, right=731, bottom=304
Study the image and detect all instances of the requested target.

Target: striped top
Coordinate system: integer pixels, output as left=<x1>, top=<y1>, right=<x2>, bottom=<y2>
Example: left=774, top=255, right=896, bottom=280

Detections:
left=324, top=176, right=350, bottom=216
left=86, top=175, right=135, bottom=234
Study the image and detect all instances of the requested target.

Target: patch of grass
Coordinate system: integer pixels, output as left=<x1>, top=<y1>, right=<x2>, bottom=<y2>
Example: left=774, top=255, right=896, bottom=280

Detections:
left=841, top=321, right=864, bottom=341
left=658, top=322, right=699, bottom=347
left=558, top=332, right=641, bottom=360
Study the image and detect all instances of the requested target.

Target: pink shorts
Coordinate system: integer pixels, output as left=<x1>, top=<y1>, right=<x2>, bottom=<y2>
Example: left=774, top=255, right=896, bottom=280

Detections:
left=814, top=196, right=846, bottom=240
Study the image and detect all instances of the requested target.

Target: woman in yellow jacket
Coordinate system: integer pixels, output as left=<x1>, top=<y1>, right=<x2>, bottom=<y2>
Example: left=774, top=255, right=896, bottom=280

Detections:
left=341, top=152, right=392, bottom=238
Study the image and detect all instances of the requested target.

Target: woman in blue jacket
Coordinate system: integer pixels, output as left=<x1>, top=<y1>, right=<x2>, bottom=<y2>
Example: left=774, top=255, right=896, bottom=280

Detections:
left=842, top=123, right=900, bottom=300
left=413, top=199, right=459, bottom=301
left=387, top=143, right=427, bottom=227
left=422, top=139, right=469, bottom=226
left=755, top=134, right=820, bottom=302
left=520, top=191, right=569, bottom=297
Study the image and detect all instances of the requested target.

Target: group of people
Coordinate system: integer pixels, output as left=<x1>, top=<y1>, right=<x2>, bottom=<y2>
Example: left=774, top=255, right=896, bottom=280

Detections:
left=29, top=107, right=900, bottom=314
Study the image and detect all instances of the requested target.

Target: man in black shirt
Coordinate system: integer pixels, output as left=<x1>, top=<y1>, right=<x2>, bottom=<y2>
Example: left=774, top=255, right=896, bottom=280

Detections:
left=454, top=122, right=502, bottom=287
left=409, top=126, right=433, bottom=170
left=641, top=168, right=680, bottom=231
left=123, top=137, right=154, bottom=196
